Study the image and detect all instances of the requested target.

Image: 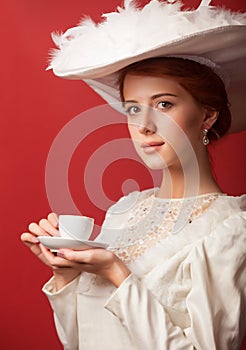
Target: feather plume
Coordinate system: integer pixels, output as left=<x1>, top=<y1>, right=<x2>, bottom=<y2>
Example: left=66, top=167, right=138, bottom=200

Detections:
left=47, top=0, right=246, bottom=74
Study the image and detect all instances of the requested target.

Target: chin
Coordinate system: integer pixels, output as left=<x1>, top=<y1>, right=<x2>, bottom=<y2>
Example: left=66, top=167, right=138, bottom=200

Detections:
left=137, top=151, right=168, bottom=170
left=144, top=160, right=168, bottom=170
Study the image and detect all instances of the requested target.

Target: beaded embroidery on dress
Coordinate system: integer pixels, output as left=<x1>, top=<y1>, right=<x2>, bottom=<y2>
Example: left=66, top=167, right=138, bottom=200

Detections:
left=109, top=192, right=223, bottom=264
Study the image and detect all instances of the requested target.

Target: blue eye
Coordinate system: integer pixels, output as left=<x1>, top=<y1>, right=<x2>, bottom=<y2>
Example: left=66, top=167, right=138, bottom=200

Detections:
left=125, top=105, right=141, bottom=116
left=157, top=101, right=173, bottom=110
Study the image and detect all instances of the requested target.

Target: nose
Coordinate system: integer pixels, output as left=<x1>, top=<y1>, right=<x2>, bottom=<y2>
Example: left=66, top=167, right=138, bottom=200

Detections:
left=138, top=106, right=157, bottom=135
left=138, top=125, right=155, bottom=135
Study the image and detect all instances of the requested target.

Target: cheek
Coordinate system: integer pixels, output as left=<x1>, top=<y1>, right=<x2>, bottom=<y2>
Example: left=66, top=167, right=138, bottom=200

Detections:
left=128, top=124, right=138, bottom=140
left=171, top=107, right=204, bottom=136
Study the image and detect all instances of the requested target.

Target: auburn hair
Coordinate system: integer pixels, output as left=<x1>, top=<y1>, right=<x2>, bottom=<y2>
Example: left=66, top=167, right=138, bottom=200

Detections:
left=118, top=57, right=231, bottom=141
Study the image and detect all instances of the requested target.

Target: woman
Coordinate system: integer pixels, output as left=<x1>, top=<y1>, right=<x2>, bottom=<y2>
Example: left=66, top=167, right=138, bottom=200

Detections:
left=21, top=1, right=246, bottom=349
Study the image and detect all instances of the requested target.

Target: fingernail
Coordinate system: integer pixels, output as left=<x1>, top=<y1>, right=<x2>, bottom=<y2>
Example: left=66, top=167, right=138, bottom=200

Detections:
left=57, top=250, right=65, bottom=258
left=53, top=230, right=60, bottom=237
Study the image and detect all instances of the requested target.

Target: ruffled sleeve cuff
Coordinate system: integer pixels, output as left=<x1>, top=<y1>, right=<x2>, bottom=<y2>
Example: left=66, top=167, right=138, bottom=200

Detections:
left=42, top=274, right=80, bottom=298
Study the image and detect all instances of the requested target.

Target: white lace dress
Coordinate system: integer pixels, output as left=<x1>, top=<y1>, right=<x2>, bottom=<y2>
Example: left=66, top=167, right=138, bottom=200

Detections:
left=43, top=189, right=246, bottom=350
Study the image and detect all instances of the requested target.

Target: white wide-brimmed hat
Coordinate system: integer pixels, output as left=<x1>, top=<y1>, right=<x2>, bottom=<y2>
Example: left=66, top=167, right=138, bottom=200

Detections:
left=48, top=0, right=246, bottom=133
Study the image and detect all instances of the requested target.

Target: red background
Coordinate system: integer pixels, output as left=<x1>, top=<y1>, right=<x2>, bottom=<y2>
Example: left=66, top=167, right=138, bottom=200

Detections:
left=1, top=0, right=246, bottom=349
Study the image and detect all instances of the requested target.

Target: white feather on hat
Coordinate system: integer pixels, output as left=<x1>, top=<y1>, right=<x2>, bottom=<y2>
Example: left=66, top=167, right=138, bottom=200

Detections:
left=47, top=0, right=246, bottom=133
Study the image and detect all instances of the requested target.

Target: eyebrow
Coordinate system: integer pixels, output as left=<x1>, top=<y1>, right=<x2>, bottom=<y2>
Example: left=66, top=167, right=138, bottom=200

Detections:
left=123, top=93, right=178, bottom=104
left=151, top=93, right=178, bottom=100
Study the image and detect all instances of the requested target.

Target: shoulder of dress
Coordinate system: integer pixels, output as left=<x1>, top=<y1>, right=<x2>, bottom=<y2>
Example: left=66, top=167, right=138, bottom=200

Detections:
left=220, top=193, right=246, bottom=210
left=192, top=210, right=246, bottom=254
left=206, top=194, right=246, bottom=221
left=237, top=194, right=246, bottom=211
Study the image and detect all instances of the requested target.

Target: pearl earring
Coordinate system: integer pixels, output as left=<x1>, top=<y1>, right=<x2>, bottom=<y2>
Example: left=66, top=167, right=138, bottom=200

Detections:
left=202, top=129, right=210, bottom=146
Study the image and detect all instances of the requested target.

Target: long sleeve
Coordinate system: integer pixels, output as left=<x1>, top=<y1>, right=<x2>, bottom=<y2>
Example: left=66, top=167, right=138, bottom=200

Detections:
left=42, top=275, right=80, bottom=350
left=105, top=273, right=194, bottom=350
left=105, top=212, right=246, bottom=350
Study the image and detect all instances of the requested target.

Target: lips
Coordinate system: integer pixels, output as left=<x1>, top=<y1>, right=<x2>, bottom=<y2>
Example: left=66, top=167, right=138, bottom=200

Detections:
left=141, top=141, right=165, bottom=154
left=141, top=141, right=165, bottom=148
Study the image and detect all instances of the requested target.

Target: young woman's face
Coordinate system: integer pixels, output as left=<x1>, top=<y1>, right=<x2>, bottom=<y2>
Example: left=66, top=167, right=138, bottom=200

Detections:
left=122, top=74, right=207, bottom=170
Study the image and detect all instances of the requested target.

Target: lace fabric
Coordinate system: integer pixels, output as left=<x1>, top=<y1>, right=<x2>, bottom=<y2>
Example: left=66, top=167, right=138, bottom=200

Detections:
left=109, top=193, right=223, bottom=264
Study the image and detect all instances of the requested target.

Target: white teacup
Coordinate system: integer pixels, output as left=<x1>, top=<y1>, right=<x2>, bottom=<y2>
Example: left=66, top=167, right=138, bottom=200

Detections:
left=58, top=215, right=94, bottom=241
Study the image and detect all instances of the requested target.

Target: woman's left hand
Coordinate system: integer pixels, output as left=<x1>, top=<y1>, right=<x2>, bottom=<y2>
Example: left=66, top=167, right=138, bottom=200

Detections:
left=40, top=245, right=131, bottom=288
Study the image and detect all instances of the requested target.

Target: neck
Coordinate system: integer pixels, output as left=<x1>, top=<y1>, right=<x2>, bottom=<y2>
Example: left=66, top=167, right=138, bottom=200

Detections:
left=156, top=148, right=222, bottom=199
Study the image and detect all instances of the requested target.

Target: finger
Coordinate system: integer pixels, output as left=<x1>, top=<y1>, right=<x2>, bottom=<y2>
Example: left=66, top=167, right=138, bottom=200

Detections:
left=39, top=218, right=60, bottom=236
left=21, top=232, right=40, bottom=245
left=57, top=248, right=99, bottom=264
left=28, top=222, right=48, bottom=236
left=21, top=233, right=45, bottom=262
left=21, top=234, right=52, bottom=267
left=47, top=212, right=59, bottom=228
left=39, top=244, right=76, bottom=268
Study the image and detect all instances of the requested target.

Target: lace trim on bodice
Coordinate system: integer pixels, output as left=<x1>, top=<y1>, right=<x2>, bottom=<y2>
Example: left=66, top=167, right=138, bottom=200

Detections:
left=109, top=193, right=223, bottom=264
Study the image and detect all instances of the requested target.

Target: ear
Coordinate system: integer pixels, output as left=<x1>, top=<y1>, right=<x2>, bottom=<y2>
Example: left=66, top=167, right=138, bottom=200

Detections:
left=202, top=109, right=219, bottom=130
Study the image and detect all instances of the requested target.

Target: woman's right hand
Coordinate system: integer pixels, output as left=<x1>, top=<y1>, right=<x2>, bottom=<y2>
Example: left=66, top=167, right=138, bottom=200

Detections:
left=21, top=212, right=60, bottom=268
left=21, top=213, right=81, bottom=289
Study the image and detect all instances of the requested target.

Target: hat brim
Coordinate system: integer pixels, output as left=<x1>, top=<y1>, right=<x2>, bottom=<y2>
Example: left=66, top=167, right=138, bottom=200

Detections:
left=53, top=25, right=246, bottom=133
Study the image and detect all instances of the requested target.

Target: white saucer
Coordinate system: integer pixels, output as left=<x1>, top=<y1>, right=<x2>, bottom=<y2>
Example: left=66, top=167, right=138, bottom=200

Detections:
left=38, top=236, right=109, bottom=252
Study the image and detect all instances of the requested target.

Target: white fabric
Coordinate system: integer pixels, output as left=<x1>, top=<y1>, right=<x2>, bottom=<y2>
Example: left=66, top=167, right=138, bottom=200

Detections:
left=198, top=0, right=212, bottom=7
left=98, top=192, right=228, bottom=264
left=43, top=190, right=246, bottom=350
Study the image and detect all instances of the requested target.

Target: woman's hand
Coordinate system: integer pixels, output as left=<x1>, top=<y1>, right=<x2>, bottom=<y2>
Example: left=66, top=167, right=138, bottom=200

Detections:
left=21, top=212, right=130, bottom=289
left=41, top=246, right=131, bottom=288
left=20, top=213, right=81, bottom=289
left=21, top=212, right=60, bottom=267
